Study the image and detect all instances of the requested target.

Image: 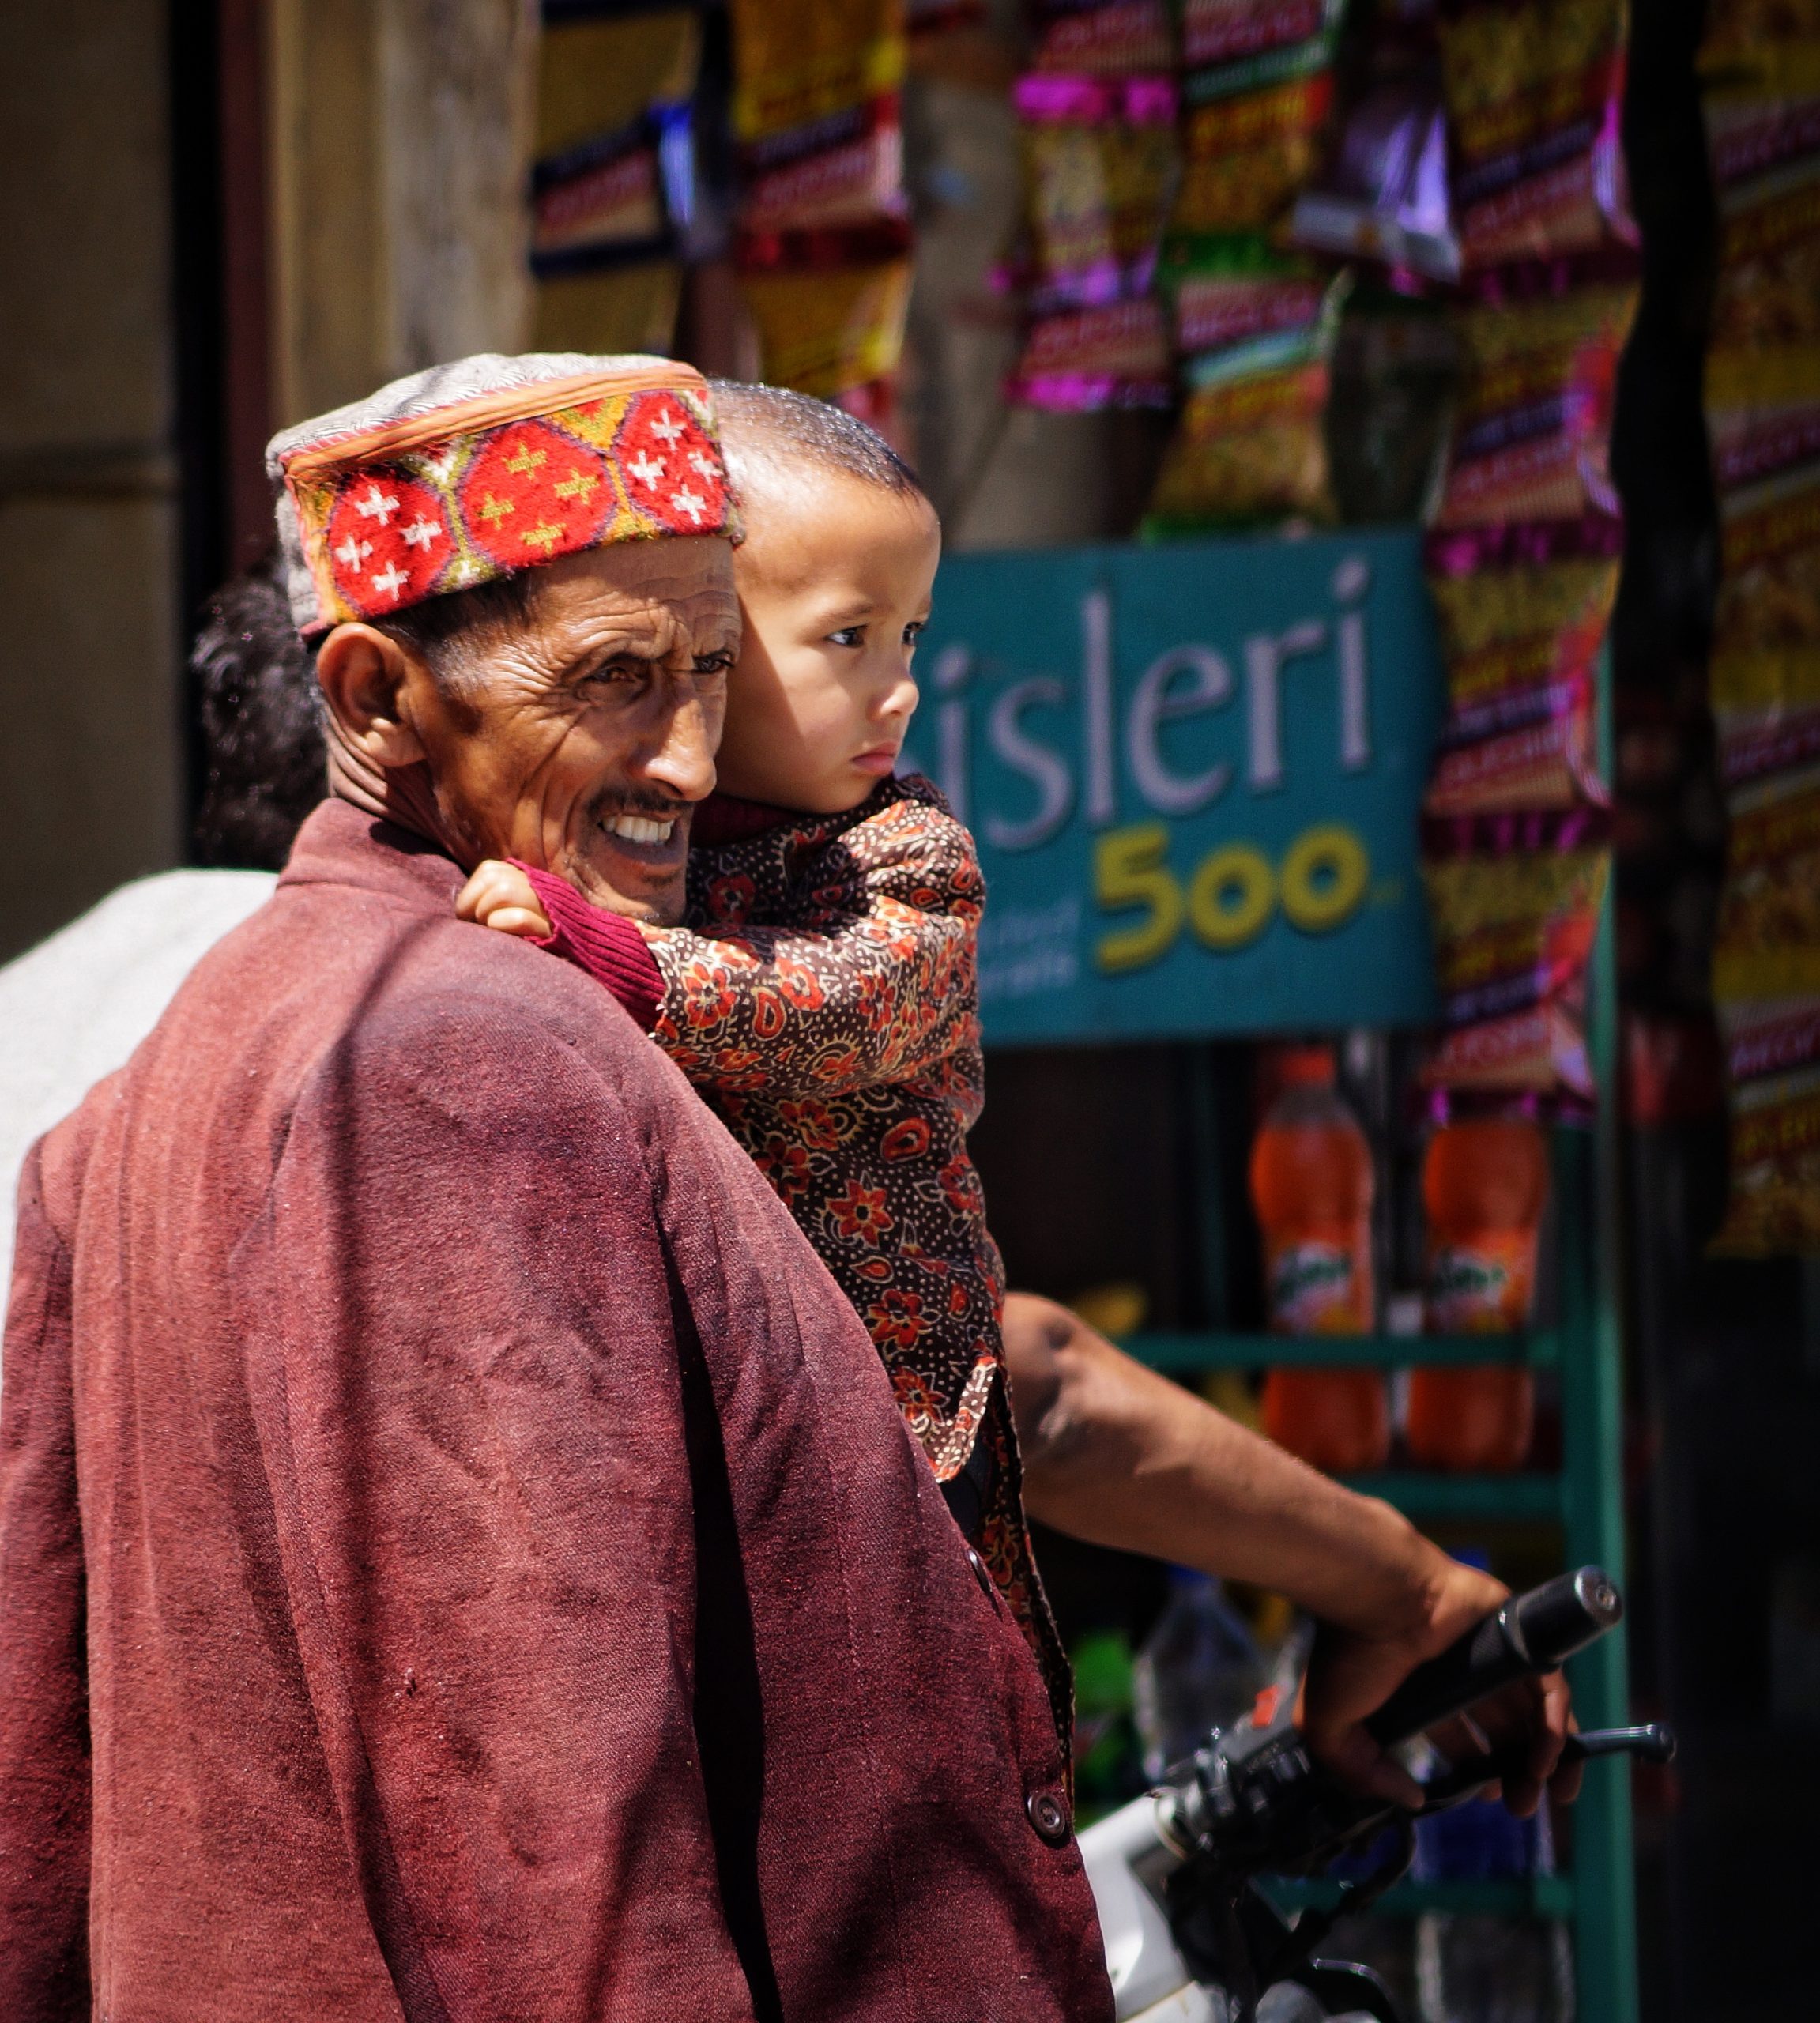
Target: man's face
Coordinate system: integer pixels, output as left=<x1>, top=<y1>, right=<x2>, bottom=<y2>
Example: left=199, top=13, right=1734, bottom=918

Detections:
left=405, top=538, right=737, bottom=923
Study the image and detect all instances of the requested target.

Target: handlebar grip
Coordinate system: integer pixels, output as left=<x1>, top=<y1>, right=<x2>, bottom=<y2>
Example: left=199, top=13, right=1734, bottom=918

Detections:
left=1365, top=1567, right=1623, bottom=1749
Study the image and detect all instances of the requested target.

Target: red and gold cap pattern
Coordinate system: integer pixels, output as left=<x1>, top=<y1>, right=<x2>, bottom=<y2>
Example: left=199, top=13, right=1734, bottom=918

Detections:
left=273, top=359, right=738, bottom=635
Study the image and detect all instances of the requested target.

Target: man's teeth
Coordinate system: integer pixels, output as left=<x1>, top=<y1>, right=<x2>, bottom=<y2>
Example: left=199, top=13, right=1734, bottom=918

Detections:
left=607, top=815, right=676, bottom=846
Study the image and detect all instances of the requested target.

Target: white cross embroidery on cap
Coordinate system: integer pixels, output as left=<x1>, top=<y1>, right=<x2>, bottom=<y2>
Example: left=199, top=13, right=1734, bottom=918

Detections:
left=670, top=486, right=706, bottom=524
left=335, top=533, right=373, bottom=571
left=355, top=484, right=402, bottom=524
left=649, top=409, right=684, bottom=444
left=370, top=561, right=409, bottom=598
left=627, top=450, right=665, bottom=488
left=401, top=517, right=440, bottom=551
left=688, top=451, right=720, bottom=481
left=420, top=446, right=462, bottom=484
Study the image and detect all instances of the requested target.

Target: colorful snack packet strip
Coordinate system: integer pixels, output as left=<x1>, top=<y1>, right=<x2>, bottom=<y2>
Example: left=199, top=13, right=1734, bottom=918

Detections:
left=1699, top=0, right=1820, bottom=77
left=1422, top=540, right=1617, bottom=814
left=1712, top=462, right=1820, bottom=664
left=1432, top=269, right=1638, bottom=529
left=1181, top=0, right=1342, bottom=71
left=1174, top=43, right=1341, bottom=235
left=737, top=94, right=908, bottom=235
left=740, top=256, right=915, bottom=395
left=1435, top=0, right=1635, bottom=270
left=1709, top=644, right=1820, bottom=793
left=1006, top=296, right=1174, bottom=407
left=1144, top=286, right=1347, bottom=529
left=1710, top=995, right=1820, bottom=1255
left=1013, top=73, right=1181, bottom=308
left=1031, top=0, right=1177, bottom=74
left=1159, top=235, right=1332, bottom=353
left=729, top=0, right=906, bottom=141
left=1419, top=807, right=1610, bottom=1095
left=1712, top=763, right=1820, bottom=1004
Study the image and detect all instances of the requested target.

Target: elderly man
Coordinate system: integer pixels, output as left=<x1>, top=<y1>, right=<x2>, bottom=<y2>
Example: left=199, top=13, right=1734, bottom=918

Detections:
left=0, top=355, right=1573, bottom=2023
left=0, top=356, right=1109, bottom=2021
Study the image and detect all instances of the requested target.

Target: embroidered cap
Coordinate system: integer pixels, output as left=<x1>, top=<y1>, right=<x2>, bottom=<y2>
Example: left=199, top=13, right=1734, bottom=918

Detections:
left=267, top=352, right=738, bottom=636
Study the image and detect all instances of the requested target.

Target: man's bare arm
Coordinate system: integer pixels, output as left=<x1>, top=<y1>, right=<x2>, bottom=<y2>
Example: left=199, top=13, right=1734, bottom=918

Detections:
left=1001, top=1291, right=1578, bottom=1814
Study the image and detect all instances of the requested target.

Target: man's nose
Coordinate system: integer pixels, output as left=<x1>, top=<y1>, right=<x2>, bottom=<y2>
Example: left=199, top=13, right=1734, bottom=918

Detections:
left=638, top=684, right=719, bottom=803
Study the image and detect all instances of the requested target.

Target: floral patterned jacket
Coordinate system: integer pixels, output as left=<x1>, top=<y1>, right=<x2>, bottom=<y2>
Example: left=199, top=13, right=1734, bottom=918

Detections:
left=522, top=775, right=1070, bottom=1744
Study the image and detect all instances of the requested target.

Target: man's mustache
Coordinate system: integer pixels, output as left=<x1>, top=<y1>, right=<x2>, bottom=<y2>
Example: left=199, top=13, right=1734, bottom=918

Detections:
left=590, top=790, right=694, bottom=823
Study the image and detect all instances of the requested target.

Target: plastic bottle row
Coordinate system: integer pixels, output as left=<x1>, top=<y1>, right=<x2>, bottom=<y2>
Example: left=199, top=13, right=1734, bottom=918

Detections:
left=1253, top=1044, right=1546, bottom=1476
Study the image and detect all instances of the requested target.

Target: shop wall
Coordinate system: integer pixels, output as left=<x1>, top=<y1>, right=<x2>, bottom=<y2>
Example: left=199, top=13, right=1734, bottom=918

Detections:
left=266, top=0, right=541, bottom=429
left=0, top=1, right=183, bottom=964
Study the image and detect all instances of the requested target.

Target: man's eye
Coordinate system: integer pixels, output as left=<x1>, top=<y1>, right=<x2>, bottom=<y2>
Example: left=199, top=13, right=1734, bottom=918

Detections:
left=827, top=626, right=865, bottom=648
left=578, top=659, right=643, bottom=690
left=694, top=652, right=734, bottom=677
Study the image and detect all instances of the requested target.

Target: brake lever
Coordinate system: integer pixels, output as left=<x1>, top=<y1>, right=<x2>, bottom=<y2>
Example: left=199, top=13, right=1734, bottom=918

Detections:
left=1418, top=1721, right=1678, bottom=1812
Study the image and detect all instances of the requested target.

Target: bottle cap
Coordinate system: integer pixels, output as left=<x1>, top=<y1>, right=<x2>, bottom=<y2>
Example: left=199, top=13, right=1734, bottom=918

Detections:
left=1276, top=1045, right=1336, bottom=1088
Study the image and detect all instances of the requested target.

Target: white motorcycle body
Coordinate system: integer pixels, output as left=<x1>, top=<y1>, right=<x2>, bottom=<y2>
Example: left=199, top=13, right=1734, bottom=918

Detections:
left=1080, top=1791, right=1224, bottom=2023
left=1079, top=1794, right=1374, bottom=2023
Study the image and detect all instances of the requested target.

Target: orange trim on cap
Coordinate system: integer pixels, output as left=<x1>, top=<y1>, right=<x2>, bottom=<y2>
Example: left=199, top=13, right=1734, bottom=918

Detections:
left=281, top=361, right=713, bottom=484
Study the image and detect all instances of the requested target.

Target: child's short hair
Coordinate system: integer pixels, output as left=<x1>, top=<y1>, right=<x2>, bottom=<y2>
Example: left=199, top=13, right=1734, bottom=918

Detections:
left=708, top=381, right=925, bottom=506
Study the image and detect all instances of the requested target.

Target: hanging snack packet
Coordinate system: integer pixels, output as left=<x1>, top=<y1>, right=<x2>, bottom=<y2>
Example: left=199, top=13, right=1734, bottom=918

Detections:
left=1174, top=57, right=1341, bottom=235
left=1419, top=808, right=1610, bottom=1096
left=531, top=9, right=707, bottom=273
left=1159, top=235, right=1332, bottom=352
left=1712, top=763, right=1820, bottom=1003
left=1014, top=73, right=1181, bottom=308
left=1433, top=266, right=1637, bottom=529
left=1422, top=519, right=1618, bottom=812
left=1710, top=640, right=1820, bottom=793
left=1181, top=0, right=1342, bottom=69
left=1701, top=46, right=1820, bottom=199
left=1007, top=296, right=1174, bottom=407
left=1435, top=0, right=1635, bottom=271
left=533, top=121, right=673, bottom=269
left=1705, top=169, right=1820, bottom=506
left=1700, top=0, right=1820, bottom=76
left=1031, top=0, right=1176, bottom=73
left=729, top=0, right=905, bottom=142
left=1711, top=996, right=1820, bottom=1255
left=740, top=254, right=915, bottom=395
left=1144, top=293, right=1347, bottom=529
left=737, top=95, right=907, bottom=235
left=1712, top=462, right=1820, bottom=663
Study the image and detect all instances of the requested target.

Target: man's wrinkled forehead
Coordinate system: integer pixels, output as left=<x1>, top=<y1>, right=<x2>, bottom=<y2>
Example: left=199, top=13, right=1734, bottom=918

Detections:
left=529, top=537, right=739, bottom=658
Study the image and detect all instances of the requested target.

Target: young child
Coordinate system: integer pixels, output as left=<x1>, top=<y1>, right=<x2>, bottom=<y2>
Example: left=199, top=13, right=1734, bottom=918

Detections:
left=458, top=385, right=1068, bottom=1739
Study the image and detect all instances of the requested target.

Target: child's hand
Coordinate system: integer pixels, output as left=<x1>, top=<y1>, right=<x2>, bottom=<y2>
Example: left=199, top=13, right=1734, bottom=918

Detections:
left=457, top=860, right=552, bottom=940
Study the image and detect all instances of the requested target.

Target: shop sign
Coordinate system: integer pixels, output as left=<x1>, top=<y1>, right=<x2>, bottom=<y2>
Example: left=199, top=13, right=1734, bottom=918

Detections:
left=901, top=528, right=1441, bottom=1045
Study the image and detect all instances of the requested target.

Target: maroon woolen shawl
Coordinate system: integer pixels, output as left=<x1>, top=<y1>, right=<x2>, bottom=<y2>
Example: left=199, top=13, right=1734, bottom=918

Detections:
left=0, top=799, right=1111, bottom=2023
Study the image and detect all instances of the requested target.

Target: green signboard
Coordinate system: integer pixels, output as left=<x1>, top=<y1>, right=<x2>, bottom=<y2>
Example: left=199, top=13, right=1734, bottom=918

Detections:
left=899, top=529, right=1441, bottom=1045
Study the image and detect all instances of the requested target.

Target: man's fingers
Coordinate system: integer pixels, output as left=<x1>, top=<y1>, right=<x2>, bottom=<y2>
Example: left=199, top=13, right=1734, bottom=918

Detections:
left=1309, top=1722, right=1425, bottom=1810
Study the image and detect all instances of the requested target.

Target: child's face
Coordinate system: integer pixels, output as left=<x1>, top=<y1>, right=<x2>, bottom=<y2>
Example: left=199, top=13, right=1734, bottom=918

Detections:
left=713, top=469, right=940, bottom=815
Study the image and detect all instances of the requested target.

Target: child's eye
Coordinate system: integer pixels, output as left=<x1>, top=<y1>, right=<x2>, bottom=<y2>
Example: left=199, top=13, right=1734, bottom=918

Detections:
left=827, top=626, right=865, bottom=648
left=902, top=620, right=926, bottom=646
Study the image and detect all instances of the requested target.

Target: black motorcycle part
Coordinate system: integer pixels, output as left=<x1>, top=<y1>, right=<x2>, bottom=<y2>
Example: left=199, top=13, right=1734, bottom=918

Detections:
left=1365, top=1567, right=1622, bottom=1747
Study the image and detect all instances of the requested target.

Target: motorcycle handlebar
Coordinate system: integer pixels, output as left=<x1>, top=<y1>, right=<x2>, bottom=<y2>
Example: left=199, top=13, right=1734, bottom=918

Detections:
left=1364, top=1566, right=1623, bottom=1749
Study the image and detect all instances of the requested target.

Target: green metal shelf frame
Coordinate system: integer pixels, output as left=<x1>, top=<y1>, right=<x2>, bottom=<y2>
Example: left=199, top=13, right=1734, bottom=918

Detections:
left=1086, top=693, right=1636, bottom=2018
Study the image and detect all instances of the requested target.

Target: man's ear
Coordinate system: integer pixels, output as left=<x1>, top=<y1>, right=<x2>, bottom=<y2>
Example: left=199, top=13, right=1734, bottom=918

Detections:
left=315, top=623, right=428, bottom=770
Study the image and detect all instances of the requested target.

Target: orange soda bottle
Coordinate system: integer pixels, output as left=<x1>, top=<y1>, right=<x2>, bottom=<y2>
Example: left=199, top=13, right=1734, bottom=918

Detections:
left=1406, top=1113, right=1547, bottom=1472
left=1251, top=1045, right=1390, bottom=1474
